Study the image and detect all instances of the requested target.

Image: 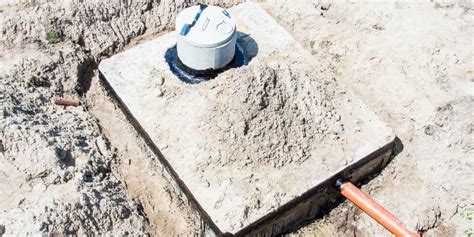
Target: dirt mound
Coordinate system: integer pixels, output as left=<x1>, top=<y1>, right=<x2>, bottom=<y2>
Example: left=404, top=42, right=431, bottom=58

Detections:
left=199, top=60, right=342, bottom=169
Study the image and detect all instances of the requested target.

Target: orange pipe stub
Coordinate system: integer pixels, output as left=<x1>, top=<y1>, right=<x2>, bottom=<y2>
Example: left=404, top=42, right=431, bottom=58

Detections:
left=53, top=97, right=80, bottom=107
left=339, top=181, right=419, bottom=237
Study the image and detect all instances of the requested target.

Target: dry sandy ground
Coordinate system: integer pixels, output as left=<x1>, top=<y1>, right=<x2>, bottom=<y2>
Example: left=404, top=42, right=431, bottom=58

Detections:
left=0, top=0, right=472, bottom=236
left=264, top=1, right=473, bottom=236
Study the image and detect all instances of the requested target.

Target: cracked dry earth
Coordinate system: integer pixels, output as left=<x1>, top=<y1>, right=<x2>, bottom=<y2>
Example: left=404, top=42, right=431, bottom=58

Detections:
left=0, top=0, right=473, bottom=236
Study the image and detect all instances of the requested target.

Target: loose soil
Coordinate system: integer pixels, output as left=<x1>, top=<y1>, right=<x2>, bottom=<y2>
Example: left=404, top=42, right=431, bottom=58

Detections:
left=0, top=0, right=472, bottom=236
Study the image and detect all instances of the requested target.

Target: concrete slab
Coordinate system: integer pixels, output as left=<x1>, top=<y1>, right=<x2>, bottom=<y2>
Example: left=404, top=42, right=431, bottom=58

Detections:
left=99, top=3, right=395, bottom=235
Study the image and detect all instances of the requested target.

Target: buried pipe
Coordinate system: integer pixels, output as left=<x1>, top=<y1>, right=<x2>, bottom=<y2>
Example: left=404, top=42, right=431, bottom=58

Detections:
left=336, top=180, right=420, bottom=237
left=53, top=97, right=80, bottom=107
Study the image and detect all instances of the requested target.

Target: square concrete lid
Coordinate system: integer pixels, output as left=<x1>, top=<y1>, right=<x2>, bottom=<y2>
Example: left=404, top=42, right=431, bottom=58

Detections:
left=99, top=3, right=395, bottom=234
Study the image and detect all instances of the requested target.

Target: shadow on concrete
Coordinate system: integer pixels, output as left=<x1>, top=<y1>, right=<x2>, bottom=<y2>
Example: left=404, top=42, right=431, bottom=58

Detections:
left=237, top=31, right=259, bottom=63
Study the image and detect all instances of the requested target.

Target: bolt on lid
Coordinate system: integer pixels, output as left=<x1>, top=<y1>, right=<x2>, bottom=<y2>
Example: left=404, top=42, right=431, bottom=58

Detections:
left=176, top=5, right=236, bottom=48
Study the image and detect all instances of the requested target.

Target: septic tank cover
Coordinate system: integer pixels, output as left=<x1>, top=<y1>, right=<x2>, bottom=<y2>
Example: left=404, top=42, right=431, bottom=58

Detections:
left=176, top=4, right=236, bottom=48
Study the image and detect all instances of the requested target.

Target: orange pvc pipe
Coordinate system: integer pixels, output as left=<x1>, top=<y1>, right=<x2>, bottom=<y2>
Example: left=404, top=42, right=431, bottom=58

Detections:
left=53, top=97, right=80, bottom=107
left=339, top=181, right=419, bottom=237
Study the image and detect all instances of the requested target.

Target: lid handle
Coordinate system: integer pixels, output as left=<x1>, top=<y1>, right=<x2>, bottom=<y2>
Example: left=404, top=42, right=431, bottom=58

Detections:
left=180, top=3, right=208, bottom=36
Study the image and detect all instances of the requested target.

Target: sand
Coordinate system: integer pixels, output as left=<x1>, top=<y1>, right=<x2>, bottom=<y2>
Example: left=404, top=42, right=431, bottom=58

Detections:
left=0, top=0, right=472, bottom=236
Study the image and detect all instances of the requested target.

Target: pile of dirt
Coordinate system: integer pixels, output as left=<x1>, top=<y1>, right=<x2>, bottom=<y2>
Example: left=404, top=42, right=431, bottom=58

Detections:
left=198, top=60, right=342, bottom=169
